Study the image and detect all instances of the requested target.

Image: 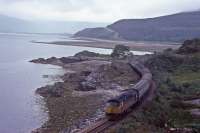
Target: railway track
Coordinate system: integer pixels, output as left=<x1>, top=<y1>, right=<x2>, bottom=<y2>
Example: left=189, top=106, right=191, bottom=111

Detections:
left=61, top=60, right=155, bottom=133
left=76, top=81, right=156, bottom=133
left=78, top=118, right=116, bottom=133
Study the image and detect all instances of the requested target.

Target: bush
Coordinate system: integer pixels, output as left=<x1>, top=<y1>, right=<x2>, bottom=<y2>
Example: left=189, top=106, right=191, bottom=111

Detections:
left=111, top=45, right=132, bottom=59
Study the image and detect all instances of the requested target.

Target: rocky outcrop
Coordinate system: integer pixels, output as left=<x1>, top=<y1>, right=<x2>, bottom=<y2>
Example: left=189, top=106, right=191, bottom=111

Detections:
left=30, top=50, right=110, bottom=66
left=177, top=38, right=200, bottom=54
left=30, top=56, right=86, bottom=65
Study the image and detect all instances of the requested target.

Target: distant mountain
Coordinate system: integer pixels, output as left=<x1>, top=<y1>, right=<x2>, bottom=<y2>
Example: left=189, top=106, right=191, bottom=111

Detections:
left=0, top=15, right=28, bottom=33
left=0, top=15, right=107, bottom=34
left=74, top=11, right=200, bottom=42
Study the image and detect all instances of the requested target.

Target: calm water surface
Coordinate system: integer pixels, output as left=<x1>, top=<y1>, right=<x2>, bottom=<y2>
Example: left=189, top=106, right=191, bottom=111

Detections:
left=0, top=33, right=149, bottom=133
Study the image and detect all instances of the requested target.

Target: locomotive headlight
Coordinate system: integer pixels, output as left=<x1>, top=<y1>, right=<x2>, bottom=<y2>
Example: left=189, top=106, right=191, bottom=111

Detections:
left=105, top=101, right=120, bottom=113
left=105, top=103, right=113, bottom=113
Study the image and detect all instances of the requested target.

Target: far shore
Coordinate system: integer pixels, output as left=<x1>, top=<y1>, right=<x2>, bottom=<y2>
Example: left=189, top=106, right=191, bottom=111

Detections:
left=32, top=37, right=181, bottom=52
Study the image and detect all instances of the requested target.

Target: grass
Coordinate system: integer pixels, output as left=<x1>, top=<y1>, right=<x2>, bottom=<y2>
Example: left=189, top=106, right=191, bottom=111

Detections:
left=173, top=71, right=200, bottom=84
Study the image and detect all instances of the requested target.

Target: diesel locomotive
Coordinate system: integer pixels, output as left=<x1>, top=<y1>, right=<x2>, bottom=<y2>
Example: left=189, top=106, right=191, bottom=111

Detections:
left=105, top=61, right=152, bottom=119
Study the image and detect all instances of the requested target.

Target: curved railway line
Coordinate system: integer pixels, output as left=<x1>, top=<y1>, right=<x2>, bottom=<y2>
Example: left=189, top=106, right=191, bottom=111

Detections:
left=78, top=118, right=115, bottom=133
left=64, top=60, right=155, bottom=133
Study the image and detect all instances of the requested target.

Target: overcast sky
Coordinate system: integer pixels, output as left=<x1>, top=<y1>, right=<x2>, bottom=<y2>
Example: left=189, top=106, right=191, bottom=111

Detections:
left=0, top=0, right=200, bottom=22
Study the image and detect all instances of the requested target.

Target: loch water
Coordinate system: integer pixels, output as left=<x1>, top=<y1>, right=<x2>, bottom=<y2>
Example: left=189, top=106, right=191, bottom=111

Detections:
left=0, top=33, right=150, bottom=133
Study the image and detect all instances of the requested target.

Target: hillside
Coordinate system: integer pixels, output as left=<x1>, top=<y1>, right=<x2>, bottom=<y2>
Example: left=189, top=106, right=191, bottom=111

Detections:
left=0, top=15, right=107, bottom=34
left=74, top=27, right=122, bottom=40
left=74, top=11, right=200, bottom=42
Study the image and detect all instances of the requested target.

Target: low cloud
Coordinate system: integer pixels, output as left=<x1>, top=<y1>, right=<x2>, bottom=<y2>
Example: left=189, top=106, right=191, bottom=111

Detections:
left=0, top=0, right=200, bottom=22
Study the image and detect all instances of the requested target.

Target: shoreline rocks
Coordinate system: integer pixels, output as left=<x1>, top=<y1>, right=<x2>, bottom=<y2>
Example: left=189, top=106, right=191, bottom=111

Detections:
left=30, top=48, right=143, bottom=133
left=35, top=59, right=140, bottom=97
left=36, top=82, right=66, bottom=97
left=30, top=56, right=86, bottom=66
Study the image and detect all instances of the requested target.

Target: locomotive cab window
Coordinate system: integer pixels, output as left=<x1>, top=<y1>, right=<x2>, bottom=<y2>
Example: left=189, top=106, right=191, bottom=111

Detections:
left=106, top=101, right=120, bottom=107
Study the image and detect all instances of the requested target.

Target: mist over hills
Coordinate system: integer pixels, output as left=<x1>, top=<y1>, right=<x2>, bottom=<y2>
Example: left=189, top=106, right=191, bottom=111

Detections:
left=0, top=15, right=107, bottom=34
left=75, top=11, right=200, bottom=42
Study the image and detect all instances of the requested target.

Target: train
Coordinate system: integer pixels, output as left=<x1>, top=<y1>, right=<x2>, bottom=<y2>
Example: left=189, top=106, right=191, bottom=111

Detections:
left=105, top=61, right=152, bottom=119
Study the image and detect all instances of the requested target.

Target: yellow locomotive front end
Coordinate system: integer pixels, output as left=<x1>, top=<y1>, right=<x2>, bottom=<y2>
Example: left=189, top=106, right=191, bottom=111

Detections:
left=105, top=90, right=138, bottom=121
left=105, top=102, right=121, bottom=114
left=105, top=100, right=122, bottom=120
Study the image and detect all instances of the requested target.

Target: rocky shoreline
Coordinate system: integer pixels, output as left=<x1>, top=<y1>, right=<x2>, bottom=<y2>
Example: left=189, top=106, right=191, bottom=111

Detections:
left=31, top=47, right=141, bottom=133
left=31, top=40, right=200, bottom=133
